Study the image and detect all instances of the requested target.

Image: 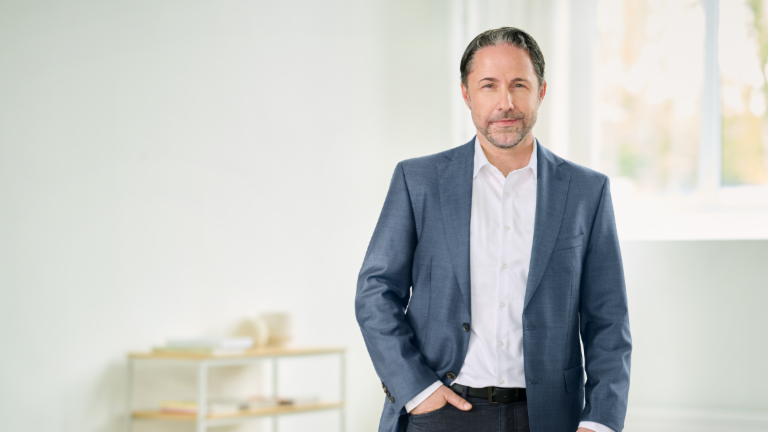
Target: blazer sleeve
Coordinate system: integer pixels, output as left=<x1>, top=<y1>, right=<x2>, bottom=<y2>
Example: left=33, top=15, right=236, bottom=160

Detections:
left=355, top=162, right=441, bottom=414
left=579, top=176, right=632, bottom=432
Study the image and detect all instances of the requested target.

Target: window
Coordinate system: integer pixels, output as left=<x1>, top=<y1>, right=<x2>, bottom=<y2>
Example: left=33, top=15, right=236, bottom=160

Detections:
left=720, top=0, right=768, bottom=186
left=595, top=0, right=704, bottom=195
left=594, top=0, right=768, bottom=239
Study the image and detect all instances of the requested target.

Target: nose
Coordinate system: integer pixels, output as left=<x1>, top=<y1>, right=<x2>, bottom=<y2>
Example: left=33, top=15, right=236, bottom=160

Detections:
left=499, top=87, right=514, bottom=111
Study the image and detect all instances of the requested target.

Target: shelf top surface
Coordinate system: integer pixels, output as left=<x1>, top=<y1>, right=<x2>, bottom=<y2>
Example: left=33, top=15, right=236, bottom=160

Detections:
left=128, top=346, right=345, bottom=361
left=133, top=401, right=344, bottom=421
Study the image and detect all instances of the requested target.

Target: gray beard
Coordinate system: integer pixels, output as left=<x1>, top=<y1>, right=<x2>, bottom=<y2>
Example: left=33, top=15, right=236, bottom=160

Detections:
left=480, top=117, right=536, bottom=149
left=481, top=114, right=535, bottom=150
left=485, top=129, right=528, bottom=149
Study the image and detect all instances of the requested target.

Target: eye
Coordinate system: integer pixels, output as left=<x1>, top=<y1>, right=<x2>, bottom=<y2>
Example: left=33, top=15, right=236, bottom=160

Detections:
left=483, top=84, right=493, bottom=88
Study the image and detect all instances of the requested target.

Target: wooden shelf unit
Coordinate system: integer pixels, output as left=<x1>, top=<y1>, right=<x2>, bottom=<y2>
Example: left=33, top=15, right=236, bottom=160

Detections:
left=133, top=401, right=344, bottom=421
left=126, top=346, right=346, bottom=432
left=128, top=346, right=344, bottom=361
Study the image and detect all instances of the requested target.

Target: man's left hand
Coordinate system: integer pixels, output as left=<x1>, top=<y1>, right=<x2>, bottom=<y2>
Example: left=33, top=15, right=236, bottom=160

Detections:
left=577, top=428, right=596, bottom=432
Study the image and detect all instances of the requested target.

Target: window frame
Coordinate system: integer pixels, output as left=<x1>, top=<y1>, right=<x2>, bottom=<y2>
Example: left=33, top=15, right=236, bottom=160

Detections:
left=449, top=0, right=768, bottom=240
left=596, top=0, right=768, bottom=240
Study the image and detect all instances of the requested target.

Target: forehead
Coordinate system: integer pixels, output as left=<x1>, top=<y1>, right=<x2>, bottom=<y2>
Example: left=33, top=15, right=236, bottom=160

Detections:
left=469, top=44, right=536, bottom=79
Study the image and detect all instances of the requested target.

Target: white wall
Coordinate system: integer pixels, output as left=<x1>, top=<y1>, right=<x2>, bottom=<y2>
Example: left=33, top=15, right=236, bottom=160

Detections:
left=0, top=1, right=455, bottom=431
left=621, top=240, right=768, bottom=430
left=1, top=1, right=767, bottom=432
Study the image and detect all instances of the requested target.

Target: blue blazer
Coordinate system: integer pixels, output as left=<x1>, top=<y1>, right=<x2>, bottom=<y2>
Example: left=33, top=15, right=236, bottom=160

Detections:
left=355, top=139, right=631, bottom=432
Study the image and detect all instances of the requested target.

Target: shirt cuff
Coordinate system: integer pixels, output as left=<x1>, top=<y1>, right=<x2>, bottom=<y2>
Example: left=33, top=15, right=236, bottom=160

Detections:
left=578, top=421, right=616, bottom=432
left=404, top=380, right=443, bottom=413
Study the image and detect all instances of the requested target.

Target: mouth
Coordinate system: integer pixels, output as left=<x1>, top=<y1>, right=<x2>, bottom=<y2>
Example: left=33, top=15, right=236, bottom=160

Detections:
left=490, top=119, right=520, bottom=127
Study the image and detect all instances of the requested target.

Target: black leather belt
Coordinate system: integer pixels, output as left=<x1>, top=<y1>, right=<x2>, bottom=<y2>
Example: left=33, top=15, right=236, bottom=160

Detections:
left=451, top=384, right=527, bottom=404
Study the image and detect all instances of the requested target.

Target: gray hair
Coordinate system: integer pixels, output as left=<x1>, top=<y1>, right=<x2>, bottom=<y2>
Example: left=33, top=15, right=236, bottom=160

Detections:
left=460, top=27, right=546, bottom=88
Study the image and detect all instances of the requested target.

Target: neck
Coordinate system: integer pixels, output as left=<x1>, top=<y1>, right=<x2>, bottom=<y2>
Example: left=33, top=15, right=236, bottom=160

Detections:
left=477, top=132, right=535, bottom=177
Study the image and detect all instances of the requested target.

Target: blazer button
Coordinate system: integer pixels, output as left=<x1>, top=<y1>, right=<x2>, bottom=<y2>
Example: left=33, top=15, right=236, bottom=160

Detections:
left=462, top=323, right=470, bottom=332
left=388, top=395, right=395, bottom=403
left=447, top=372, right=456, bottom=380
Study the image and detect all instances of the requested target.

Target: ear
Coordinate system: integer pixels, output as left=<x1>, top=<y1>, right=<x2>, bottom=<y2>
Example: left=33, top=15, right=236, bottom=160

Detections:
left=461, top=82, right=471, bottom=109
left=538, top=80, right=547, bottom=105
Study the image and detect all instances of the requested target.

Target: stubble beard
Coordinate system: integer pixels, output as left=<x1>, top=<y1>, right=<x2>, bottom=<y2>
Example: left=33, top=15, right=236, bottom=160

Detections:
left=476, top=109, right=537, bottom=150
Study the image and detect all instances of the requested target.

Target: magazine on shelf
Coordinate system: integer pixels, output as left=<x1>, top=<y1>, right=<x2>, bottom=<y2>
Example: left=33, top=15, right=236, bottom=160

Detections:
left=165, top=337, right=254, bottom=350
left=243, top=395, right=320, bottom=408
left=158, top=395, right=322, bottom=415
left=160, top=400, right=241, bottom=415
left=151, top=346, right=246, bottom=356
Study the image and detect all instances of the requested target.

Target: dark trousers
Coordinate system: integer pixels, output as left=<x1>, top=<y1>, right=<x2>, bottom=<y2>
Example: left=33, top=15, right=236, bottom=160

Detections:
left=406, top=396, right=530, bottom=432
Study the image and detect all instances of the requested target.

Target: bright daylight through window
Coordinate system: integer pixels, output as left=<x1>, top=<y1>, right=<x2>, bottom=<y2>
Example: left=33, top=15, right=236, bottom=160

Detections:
left=720, top=0, right=768, bottom=186
left=593, top=0, right=768, bottom=239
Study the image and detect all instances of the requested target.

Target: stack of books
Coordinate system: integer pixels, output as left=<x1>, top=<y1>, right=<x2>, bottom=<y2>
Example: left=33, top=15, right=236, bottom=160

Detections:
left=160, top=400, right=242, bottom=415
left=152, top=337, right=255, bottom=356
left=245, top=395, right=319, bottom=408
left=159, top=395, right=320, bottom=415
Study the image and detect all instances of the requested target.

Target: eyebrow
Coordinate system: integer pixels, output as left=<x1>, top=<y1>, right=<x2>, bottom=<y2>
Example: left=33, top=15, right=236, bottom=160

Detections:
left=477, top=77, right=531, bottom=84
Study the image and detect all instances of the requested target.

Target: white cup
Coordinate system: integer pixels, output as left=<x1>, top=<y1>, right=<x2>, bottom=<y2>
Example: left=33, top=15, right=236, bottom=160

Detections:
left=259, top=312, right=292, bottom=347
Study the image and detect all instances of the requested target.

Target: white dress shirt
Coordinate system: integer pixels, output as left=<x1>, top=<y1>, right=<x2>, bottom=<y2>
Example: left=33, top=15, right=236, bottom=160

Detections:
left=405, top=138, right=614, bottom=432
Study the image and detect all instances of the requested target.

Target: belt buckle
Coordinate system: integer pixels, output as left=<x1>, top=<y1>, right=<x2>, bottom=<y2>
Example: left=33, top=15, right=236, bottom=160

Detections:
left=487, top=387, right=498, bottom=404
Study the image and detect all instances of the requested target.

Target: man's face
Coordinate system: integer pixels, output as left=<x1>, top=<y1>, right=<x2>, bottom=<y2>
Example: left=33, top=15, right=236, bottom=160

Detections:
left=461, top=43, right=546, bottom=149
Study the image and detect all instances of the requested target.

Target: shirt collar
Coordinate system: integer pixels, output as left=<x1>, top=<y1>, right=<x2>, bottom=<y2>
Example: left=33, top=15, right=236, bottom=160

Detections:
left=472, top=136, right=538, bottom=179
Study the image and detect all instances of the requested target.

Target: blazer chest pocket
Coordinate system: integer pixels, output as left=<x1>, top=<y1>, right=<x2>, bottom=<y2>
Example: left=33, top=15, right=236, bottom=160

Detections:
left=552, top=233, right=583, bottom=253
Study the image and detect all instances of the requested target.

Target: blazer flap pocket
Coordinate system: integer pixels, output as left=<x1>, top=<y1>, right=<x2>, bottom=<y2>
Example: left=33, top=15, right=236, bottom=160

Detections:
left=552, top=233, right=584, bottom=253
left=563, top=364, right=585, bottom=393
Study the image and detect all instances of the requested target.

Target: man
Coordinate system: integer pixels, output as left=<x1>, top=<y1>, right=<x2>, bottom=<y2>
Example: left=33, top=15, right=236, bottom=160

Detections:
left=356, top=27, right=631, bottom=432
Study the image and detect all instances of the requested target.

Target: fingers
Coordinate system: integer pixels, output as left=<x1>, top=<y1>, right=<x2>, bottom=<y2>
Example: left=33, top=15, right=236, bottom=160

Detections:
left=443, top=388, right=472, bottom=411
left=410, top=387, right=447, bottom=415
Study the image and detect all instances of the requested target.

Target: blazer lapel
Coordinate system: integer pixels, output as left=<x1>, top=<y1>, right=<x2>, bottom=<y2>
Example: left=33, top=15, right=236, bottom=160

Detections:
left=524, top=141, right=571, bottom=310
left=438, top=140, right=475, bottom=313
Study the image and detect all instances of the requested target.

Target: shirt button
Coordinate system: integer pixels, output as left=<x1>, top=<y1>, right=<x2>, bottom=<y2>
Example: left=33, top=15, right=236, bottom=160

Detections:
left=498, top=341, right=504, bottom=347
left=504, top=192, right=510, bottom=198
left=499, top=380, right=504, bottom=385
left=502, top=263, right=508, bottom=269
left=504, top=226, right=511, bottom=231
left=499, top=302, right=506, bottom=307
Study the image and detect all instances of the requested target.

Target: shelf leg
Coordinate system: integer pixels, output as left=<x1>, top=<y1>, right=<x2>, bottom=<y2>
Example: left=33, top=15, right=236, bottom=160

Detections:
left=339, top=352, right=346, bottom=432
left=197, top=362, right=209, bottom=432
left=125, top=359, right=133, bottom=432
left=272, top=357, right=279, bottom=432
